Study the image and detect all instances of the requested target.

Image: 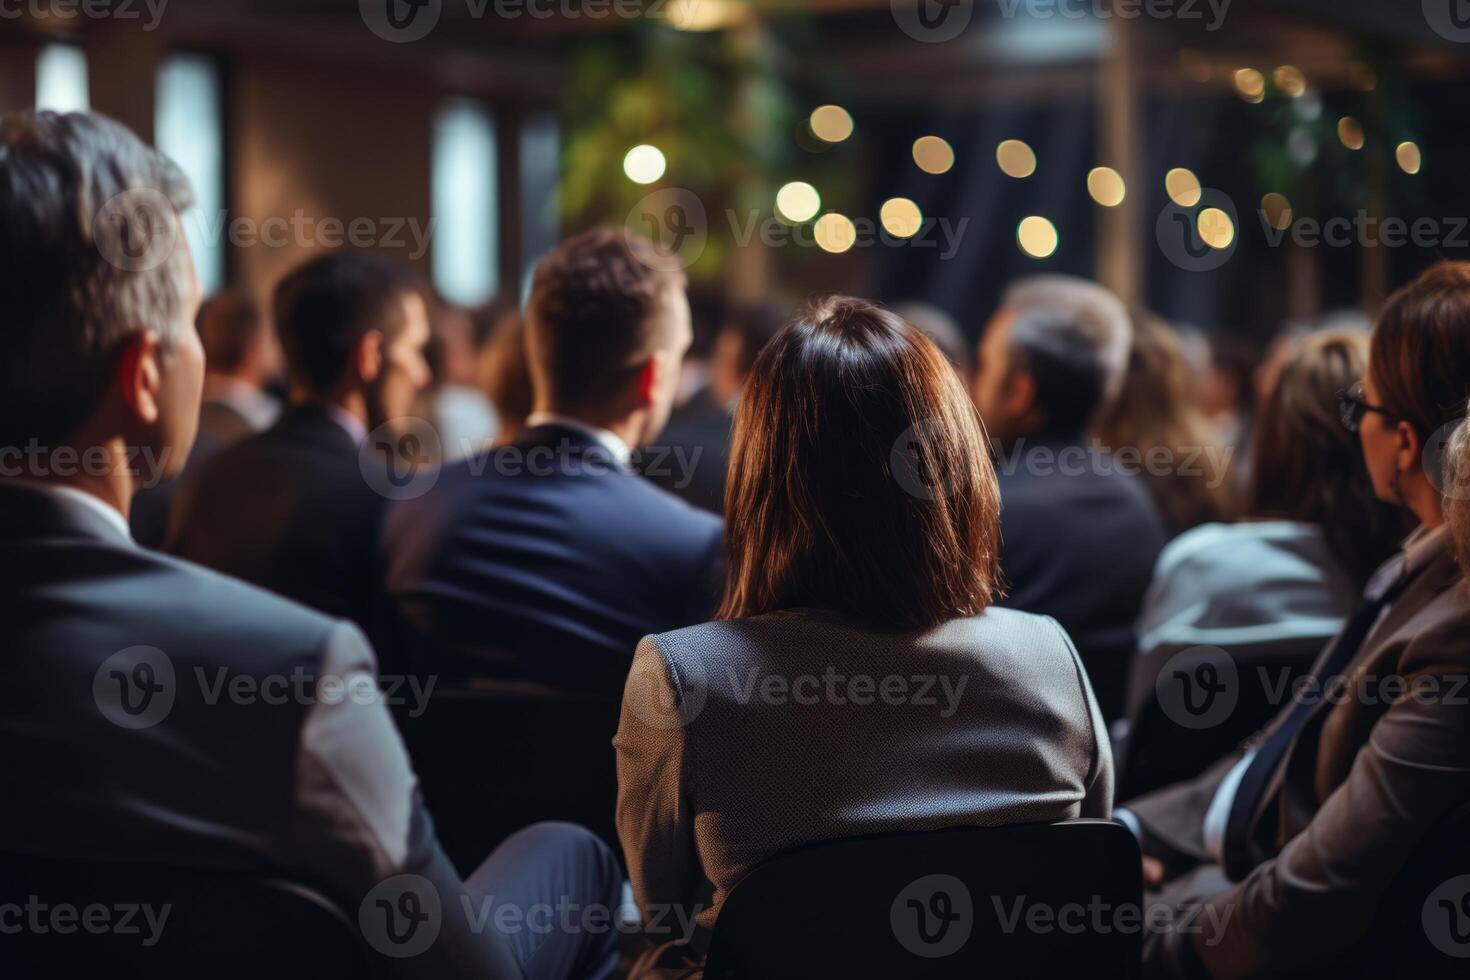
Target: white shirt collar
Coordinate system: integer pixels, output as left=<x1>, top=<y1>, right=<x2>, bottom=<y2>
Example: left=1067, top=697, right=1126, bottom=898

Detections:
left=203, top=375, right=281, bottom=432
left=4, top=482, right=132, bottom=542
left=525, top=413, right=632, bottom=467
left=320, top=404, right=369, bottom=447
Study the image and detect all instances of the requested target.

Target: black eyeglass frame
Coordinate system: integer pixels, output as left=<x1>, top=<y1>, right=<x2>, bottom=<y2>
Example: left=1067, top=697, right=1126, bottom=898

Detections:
left=1337, top=382, right=1399, bottom=434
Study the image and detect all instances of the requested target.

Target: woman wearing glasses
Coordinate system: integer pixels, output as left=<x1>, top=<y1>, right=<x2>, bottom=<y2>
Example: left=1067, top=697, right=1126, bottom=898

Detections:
left=1130, top=260, right=1470, bottom=978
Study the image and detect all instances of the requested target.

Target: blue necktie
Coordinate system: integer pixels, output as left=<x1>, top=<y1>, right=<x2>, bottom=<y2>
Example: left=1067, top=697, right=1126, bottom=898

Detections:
left=1221, top=556, right=1414, bottom=881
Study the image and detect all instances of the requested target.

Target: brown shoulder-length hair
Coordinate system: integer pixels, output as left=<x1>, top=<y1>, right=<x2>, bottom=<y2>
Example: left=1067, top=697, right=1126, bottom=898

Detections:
left=1248, top=329, right=1403, bottom=584
left=716, top=296, right=1002, bottom=631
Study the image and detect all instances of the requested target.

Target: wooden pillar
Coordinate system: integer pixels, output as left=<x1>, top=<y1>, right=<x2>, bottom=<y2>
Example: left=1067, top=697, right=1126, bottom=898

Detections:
left=86, top=22, right=164, bottom=143
left=1096, top=12, right=1143, bottom=308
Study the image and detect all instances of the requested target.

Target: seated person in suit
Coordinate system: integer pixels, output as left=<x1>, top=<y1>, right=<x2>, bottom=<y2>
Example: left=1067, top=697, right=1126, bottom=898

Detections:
left=971, top=275, right=1170, bottom=721
left=382, top=228, right=723, bottom=695
left=1119, top=330, right=1403, bottom=798
left=167, top=253, right=432, bottom=633
left=0, top=109, right=619, bottom=980
left=1121, top=261, right=1470, bottom=979
left=644, top=302, right=785, bottom=514
left=615, top=297, right=1112, bottom=975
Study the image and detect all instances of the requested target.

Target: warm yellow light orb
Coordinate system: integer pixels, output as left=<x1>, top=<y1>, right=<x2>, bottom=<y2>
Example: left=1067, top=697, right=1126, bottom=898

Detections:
left=1017, top=216, right=1058, bottom=259
left=775, top=181, right=821, bottom=223
left=623, top=145, right=667, bottom=185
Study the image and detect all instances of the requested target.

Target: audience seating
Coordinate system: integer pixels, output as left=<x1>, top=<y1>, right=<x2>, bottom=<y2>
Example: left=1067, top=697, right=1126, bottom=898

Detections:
left=703, top=820, right=1142, bottom=979
left=395, top=681, right=623, bottom=873
left=0, top=854, right=372, bottom=979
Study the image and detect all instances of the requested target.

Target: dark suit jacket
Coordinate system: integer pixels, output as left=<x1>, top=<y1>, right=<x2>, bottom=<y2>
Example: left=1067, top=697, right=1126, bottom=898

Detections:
left=383, top=423, right=724, bottom=696
left=0, top=482, right=524, bottom=979
left=165, top=404, right=386, bottom=632
left=643, top=400, right=733, bottom=515
left=993, top=439, right=1170, bottom=720
left=1132, top=539, right=1470, bottom=978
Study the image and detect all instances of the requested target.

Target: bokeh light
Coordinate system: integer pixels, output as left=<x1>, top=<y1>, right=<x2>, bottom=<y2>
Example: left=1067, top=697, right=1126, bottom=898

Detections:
left=996, top=139, right=1037, bottom=179
left=815, top=212, right=857, bottom=253
left=912, top=136, right=955, bottom=174
left=809, top=105, right=854, bottom=144
left=1165, top=168, right=1202, bottom=207
left=1087, top=167, right=1127, bottom=208
left=775, top=181, right=821, bottom=223
left=880, top=197, right=923, bottom=238
left=622, top=144, right=666, bottom=185
left=1338, top=117, right=1365, bottom=150
left=1017, top=216, right=1058, bottom=259
left=1397, top=141, right=1422, bottom=174
left=1234, top=68, right=1266, bottom=103
left=1198, top=208, right=1235, bottom=250
left=1273, top=66, right=1306, bottom=98
left=1261, top=193, right=1293, bottom=231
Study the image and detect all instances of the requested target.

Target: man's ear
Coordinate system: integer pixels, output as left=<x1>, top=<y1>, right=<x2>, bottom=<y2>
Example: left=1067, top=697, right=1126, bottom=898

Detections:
left=116, top=331, right=164, bottom=425
left=1002, top=368, right=1037, bottom=420
left=635, top=353, right=662, bottom=408
left=355, top=329, right=385, bottom=385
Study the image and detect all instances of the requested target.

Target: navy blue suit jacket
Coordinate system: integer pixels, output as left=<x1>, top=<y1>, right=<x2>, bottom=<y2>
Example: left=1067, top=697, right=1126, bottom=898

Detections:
left=382, top=424, right=725, bottom=696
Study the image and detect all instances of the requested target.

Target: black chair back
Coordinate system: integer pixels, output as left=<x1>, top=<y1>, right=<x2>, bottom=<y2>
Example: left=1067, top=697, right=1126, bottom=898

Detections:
left=704, top=820, right=1142, bottom=980
left=0, top=854, right=373, bottom=979
left=396, top=682, right=622, bottom=872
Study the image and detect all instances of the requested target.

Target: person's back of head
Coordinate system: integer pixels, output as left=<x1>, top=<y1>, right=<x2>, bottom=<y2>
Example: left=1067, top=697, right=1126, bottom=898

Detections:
left=273, top=251, right=431, bottom=429
left=1446, top=408, right=1470, bottom=571
left=707, top=301, right=787, bottom=406
left=198, top=290, right=276, bottom=386
left=1250, top=329, right=1402, bottom=584
left=972, top=274, right=1130, bottom=445
left=894, top=301, right=972, bottom=379
left=1357, top=261, right=1470, bottom=529
left=0, top=109, right=201, bottom=493
left=1096, top=309, right=1229, bottom=532
left=719, top=296, right=1002, bottom=632
left=525, top=227, right=692, bottom=446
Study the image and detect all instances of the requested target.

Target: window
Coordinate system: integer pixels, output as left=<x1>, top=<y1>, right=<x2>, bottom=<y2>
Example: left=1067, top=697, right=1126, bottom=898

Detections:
left=432, top=100, right=499, bottom=307
left=35, top=43, right=89, bottom=113
left=156, top=54, right=227, bottom=294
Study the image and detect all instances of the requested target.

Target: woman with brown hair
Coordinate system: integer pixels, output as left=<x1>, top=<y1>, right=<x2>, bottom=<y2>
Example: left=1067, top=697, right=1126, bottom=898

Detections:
left=614, top=297, right=1112, bottom=971
left=1095, top=309, right=1231, bottom=535
left=1118, top=329, right=1403, bottom=797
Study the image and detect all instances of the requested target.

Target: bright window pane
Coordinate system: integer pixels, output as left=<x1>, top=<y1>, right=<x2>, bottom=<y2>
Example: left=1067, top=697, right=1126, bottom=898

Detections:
left=433, top=100, right=498, bottom=306
left=36, top=44, right=89, bottom=113
left=156, top=54, right=226, bottom=295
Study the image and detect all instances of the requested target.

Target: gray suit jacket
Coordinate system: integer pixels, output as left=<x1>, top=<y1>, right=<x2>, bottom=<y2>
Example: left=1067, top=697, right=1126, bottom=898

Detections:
left=614, top=607, right=1113, bottom=936
left=0, top=482, right=521, bottom=979
left=1132, top=535, right=1470, bottom=978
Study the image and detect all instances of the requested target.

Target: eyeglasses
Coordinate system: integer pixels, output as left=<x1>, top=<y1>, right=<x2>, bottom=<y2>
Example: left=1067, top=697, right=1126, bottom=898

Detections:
left=1337, top=382, right=1398, bottom=433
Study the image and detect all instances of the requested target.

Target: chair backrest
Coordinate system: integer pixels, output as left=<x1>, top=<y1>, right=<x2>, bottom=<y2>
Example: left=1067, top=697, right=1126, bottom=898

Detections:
left=396, top=681, right=622, bottom=867
left=0, top=854, right=373, bottom=979
left=704, top=820, right=1142, bottom=980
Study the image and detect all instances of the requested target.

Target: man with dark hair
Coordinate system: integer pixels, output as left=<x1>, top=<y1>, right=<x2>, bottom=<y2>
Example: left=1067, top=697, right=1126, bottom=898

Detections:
left=972, top=275, right=1169, bottom=720
left=646, top=301, right=787, bottom=513
left=0, top=110, right=620, bottom=980
left=131, top=290, right=283, bottom=546
left=167, top=252, right=433, bottom=631
left=383, top=226, right=723, bottom=695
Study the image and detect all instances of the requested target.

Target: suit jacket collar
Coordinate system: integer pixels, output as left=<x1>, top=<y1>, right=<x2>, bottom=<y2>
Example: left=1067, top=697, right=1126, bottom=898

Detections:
left=0, top=482, right=135, bottom=548
left=514, top=423, right=634, bottom=474
left=270, top=404, right=361, bottom=455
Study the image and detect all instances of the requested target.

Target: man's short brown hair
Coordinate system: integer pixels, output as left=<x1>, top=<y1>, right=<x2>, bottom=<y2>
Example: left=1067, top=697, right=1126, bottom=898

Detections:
left=525, top=227, right=686, bottom=412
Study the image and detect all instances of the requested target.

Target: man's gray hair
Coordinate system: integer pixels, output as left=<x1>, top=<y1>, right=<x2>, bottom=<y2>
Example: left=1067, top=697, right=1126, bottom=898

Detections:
left=0, top=110, right=194, bottom=448
left=1446, top=405, right=1470, bottom=572
left=1002, top=275, right=1132, bottom=405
